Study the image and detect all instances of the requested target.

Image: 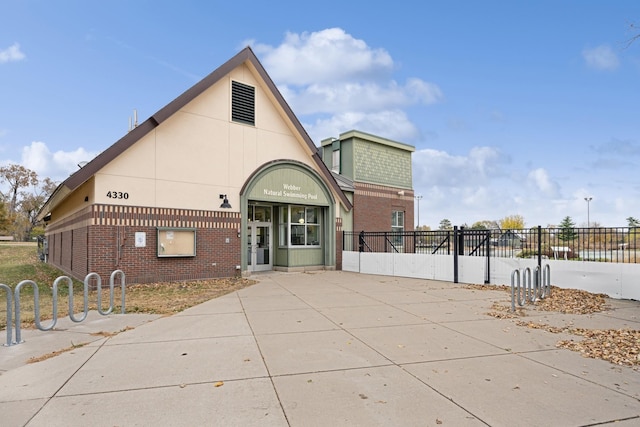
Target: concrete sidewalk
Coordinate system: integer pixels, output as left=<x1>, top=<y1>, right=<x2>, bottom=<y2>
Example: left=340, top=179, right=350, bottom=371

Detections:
left=1, top=271, right=639, bottom=426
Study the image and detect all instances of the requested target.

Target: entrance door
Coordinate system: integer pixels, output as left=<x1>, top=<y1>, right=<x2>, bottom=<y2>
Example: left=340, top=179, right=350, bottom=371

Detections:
left=247, top=223, right=272, bottom=272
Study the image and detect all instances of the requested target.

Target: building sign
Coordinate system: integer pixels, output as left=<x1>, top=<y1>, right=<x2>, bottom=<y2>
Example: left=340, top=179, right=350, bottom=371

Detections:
left=248, top=166, right=330, bottom=205
left=263, top=183, right=319, bottom=201
left=135, top=232, right=146, bottom=247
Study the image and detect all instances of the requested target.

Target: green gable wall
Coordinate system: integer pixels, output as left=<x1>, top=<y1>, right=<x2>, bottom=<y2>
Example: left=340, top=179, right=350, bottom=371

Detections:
left=353, top=138, right=412, bottom=188
left=320, top=130, right=414, bottom=189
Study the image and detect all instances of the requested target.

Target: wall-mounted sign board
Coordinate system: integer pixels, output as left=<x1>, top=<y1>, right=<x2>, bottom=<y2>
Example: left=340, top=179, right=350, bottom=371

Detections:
left=157, top=228, right=196, bottom=257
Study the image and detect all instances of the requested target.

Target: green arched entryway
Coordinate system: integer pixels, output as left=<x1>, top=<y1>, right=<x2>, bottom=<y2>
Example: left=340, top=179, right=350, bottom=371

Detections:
left=240, top=160, right=337, bottom=274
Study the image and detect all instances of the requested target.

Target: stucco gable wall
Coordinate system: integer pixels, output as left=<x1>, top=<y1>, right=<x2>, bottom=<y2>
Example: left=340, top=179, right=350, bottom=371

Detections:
left=92, top=63, right=317, bottom=212
left=50, top=178, right=95, bottom=221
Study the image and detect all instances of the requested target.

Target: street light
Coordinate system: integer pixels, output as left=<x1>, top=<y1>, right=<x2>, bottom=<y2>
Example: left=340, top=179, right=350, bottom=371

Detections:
left=414, top=195, right=423, bottom=228
left=584, top=197, right=592, bottom=228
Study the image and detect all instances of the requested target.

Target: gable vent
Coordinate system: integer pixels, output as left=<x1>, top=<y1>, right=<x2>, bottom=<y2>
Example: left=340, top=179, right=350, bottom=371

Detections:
left=231, top=81, right=255, bottom=126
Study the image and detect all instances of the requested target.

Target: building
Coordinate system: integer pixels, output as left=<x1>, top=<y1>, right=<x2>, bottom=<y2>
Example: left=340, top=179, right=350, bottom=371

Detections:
left=37, top=47, right=414, bottom=284
left=320, top=130, right=415, bottom=234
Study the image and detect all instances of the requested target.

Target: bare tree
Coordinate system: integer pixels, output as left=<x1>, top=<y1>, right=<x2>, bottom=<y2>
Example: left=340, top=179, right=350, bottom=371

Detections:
left=0, top=165, right=57, bottom=240
left=19, top=177, right=57, bottom=238
left=0, top=164, right=38, bottom=213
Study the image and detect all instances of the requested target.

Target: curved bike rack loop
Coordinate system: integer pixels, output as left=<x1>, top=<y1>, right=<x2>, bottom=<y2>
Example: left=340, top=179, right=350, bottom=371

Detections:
left=1, top=284, right=12, bottom=346
left=511, top=264, right=551, bottom=312
left=4, top=270, right=126, bottom=346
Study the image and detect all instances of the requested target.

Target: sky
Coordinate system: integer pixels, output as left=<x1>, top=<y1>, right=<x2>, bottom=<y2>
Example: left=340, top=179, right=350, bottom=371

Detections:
left=1, top=1, right=639, bottom=229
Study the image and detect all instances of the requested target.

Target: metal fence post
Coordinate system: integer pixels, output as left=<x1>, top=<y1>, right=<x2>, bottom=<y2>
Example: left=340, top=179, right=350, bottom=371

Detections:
left=485, top=229, right=491, bottom=284
left=537, top=225, right=542, bottom=270
left=453, top=226, right=459, bottom=283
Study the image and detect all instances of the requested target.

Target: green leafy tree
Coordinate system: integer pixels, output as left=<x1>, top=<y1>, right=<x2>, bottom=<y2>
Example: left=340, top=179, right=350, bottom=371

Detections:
left=471, top=220, right=499, bottom=230
left=558, top=216, right=577, bottom=242
left=627, top=216, right=640, bottom=228
left=439, top=218, right=452, bottom=230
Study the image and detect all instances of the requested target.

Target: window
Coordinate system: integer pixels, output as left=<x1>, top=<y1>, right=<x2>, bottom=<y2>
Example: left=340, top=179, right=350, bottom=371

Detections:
left=231, top=81, right=255, bottom=125
left=391, top=211, right=404, bottom=246
left=331, top=149, right=340, bottom=173
left=392, top=210, right=404, bottom=232
left=248, top=205, right=271, bottom=222
left=279, top=206, right=321, bottom=247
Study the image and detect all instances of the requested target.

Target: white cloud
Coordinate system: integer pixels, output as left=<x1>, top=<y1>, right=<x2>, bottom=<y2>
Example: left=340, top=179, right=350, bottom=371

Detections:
left=249, top=28, right=442, bottom=143
left=527, top=168, right=560, bottom=197
left=305, top=109, right=420, bottom=143
left=286, top=79, right=442, bottom=116
left=582, top=45, right=619, bottom=71
left=21, top=141, right=99, bottom=183
left=253, top=28, right=393, bottom=85
left=413, top=146, right=507, bottom=188
left=0, top=43, right=26, bottom=64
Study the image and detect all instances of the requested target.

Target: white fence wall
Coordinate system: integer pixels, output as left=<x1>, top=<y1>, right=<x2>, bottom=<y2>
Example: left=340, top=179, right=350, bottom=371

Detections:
left=343, top=251, right=640, bottom=300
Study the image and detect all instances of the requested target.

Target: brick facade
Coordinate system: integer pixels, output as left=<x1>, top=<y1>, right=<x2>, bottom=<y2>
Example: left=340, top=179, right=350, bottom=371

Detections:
left=353, top=182, right=414, bottom=233
left=45, top=204, right=241, bottom=284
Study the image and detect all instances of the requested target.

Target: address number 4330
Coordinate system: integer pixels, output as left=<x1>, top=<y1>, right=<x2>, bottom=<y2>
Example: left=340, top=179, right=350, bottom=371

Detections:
left=106, top=191, right=129, bottom=199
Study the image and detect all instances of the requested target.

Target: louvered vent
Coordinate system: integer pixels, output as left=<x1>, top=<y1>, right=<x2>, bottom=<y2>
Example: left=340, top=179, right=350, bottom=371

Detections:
left=231, top=81, right=255, bottom=125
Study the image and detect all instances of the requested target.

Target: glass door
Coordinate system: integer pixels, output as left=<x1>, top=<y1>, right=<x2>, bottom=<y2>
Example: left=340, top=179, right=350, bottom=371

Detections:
left=247, top=223, right=272, bottom=272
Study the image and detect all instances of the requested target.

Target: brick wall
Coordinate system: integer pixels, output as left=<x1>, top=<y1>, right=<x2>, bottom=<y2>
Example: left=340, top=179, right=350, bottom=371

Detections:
left=72, top=227, right=89, bottom=277
left=46, top=204, right=241, bottom=285
left=86, top=225, right=241, bottom=284
left=353, top=182, right=414, bottom=233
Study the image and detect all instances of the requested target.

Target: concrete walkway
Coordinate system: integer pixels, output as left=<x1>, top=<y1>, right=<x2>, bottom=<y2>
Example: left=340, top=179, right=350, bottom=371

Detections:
left=1, top=271, right=639, bottom=426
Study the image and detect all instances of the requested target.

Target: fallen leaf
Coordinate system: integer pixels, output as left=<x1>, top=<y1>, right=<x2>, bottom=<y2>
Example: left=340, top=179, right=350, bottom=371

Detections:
left=214, top=381, right=224, bottom=387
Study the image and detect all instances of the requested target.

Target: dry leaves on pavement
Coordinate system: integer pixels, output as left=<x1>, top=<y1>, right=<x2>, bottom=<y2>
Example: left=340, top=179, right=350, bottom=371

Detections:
left=467, top=283, right=639, bottom=367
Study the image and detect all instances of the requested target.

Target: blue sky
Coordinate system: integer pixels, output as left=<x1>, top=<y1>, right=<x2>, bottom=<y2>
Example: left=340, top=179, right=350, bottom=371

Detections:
left=1, top=0, right=639, bottom=228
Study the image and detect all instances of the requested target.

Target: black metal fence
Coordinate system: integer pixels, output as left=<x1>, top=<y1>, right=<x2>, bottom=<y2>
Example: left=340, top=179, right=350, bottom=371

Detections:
left=344, top=226, right=640, bottom=264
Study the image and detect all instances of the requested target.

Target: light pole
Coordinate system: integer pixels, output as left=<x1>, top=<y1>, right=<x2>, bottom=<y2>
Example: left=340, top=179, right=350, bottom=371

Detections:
left=584, top=197, right=592, bottom=228
left=414, top=195, right=423, bottom=228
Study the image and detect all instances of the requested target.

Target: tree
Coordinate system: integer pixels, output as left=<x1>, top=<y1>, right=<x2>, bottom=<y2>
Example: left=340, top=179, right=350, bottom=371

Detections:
left=0, top=201, right=9, bottom=234
left=558, top=216, right=577, bottom=243
left=627, top=216, right=640, bottom=228
left=0, top=165, right=56, bottom=240
left=0, top=164, right=38, bottom=213
left=19, top=177, right=56, bottom=225
left=439, top=219, right=452, bottom=230
left=498, top=215, right=525, bottom=230
left=471, top=220, right=499, bottom=230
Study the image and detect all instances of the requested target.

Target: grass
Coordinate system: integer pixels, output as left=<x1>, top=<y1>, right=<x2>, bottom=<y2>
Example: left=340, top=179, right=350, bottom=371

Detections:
left=0, top=243, right=256, bottom=330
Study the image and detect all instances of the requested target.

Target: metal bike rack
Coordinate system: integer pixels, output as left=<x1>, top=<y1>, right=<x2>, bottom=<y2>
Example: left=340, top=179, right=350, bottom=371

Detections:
left=511, top=264, right=551, bottom=312
left=4, top=270, right=126, bottom=346
left=1, top=284, right=13, bottom=347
